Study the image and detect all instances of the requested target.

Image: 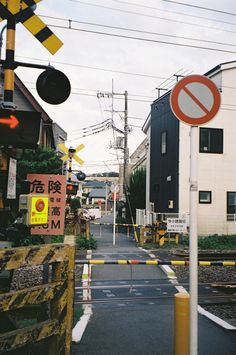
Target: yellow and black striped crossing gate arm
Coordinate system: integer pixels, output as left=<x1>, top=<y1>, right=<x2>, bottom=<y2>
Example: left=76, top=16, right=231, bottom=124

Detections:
left=16, top=7, right=63, bottom=55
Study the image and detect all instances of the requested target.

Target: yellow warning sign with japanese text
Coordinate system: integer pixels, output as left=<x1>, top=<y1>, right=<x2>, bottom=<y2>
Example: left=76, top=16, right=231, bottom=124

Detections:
left=29, top=195, right=49, bottom=225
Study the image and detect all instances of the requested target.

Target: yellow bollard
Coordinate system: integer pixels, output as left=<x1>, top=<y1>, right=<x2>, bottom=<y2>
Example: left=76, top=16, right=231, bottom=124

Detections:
left=174, top=293, right=189, bottom=355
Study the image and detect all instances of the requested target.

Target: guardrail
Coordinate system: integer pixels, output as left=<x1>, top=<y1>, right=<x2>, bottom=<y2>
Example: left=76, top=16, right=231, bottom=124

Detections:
left=75, top=259, right=236, bottom=266
left=90, top=222, right=178, bottom=247
left=0, top=244, right=75, bottom=355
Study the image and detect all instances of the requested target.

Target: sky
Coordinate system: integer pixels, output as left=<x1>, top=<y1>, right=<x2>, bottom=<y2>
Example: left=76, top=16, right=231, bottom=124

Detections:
left=5, top=0, right=236, bottom=174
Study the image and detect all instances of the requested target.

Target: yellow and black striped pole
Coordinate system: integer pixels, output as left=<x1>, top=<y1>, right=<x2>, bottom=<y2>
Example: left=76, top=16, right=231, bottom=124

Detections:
left=4, top=16, right=16, bottom=107
left=4, top=16, right=16, bottom=105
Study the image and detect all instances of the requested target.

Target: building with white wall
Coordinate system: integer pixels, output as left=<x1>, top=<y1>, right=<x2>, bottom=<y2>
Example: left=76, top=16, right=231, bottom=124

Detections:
left=143, top=61, right=236, bottom=236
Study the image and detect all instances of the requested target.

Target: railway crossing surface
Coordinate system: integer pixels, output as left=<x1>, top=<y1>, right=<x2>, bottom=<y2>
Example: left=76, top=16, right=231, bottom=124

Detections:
left=72, top=215, right=236, bottom=355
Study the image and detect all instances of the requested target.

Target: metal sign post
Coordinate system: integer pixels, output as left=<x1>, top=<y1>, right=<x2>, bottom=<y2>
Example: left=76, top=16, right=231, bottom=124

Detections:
left=111, top=184, right=119, bottom=246
left=170, top=74, right=221, bottom=355
left=113, top=190, right=116, bottom=246
left=189, top=125, right=198, bottom=355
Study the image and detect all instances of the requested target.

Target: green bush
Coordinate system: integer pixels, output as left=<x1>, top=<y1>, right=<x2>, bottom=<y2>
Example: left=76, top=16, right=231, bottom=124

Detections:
left=50, top=235, right=64, bottom=243
left=198, top=234, right=236, bottom=250
left=76, top=235, right=97, bottom=250
left=180, top=234, right=236, bottom=250
left=70, top=197, right=81, bottom=211
left=14, top=235, right=45, bottom=246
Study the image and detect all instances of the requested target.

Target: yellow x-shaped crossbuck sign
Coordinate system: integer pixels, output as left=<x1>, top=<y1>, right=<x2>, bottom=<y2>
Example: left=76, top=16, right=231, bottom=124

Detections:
left=58, top=143, right=85, bottom=166
left=0, top=0, right=42, bottom=15
left=0, top=0, right=63, bottom=54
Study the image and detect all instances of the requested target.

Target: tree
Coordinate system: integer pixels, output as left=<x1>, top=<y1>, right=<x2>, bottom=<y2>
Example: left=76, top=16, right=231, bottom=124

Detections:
left=3, top=147, right=63, bottom=244
left=126, top=168, right=146, bottom=222
left=9, top=147, right=62, bottom=215
left=17, top=147, right=62, bottom=181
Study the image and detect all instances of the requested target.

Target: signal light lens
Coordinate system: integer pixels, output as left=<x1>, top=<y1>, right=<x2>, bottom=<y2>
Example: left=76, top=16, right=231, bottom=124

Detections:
left=66, top=184, right=78, bottom=195
left=36, top=69, right=71, bottom=105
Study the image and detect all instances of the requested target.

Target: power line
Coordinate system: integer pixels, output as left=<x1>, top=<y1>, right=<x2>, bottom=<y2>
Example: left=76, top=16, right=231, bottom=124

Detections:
left=16, top=54, right=167, bottom=80
left=39, top=16, right=236, bottom=49
left=108, top=0, right=236, bottom=27
left=67, top=119, right=111, bottom=134
left=47, top=24, right=236, bottom=55
left=163, top=1, right=236, bottom=17
left=27, top=86, right=153, bottom=102
left=68, top=0, right=236, bottom=34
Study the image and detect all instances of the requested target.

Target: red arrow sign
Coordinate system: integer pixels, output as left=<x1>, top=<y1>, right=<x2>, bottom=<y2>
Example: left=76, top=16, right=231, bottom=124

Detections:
left=0, top=115, right=19, bottom=128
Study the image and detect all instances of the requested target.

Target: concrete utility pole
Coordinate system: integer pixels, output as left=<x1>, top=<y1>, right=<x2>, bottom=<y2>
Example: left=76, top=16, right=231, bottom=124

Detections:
left=97, top=81, right=129, bottom=198
left=123, top=90, right=129, bottom=188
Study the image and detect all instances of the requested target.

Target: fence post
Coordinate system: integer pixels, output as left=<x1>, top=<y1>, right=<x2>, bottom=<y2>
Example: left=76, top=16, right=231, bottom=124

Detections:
left=140, top=227, right=144, bottom=246
left=174, top=293, right=189, bottom=355
left=48, top=245, right=75, bottom=355
left=65, top=245, right=75, bottom=355
left=48, top=260, right=68, bottom=354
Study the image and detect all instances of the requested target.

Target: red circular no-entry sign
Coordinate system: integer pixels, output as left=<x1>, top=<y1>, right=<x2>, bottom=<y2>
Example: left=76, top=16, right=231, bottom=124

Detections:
left=170, top=75, right=221, bottom=126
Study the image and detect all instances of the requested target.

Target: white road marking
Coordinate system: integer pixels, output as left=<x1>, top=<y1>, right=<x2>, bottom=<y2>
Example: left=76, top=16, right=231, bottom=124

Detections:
left=72, top=256, right=93, bottom=343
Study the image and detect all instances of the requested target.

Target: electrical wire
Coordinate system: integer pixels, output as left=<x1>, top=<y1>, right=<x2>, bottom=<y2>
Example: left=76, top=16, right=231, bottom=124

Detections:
left=162, top=1, right=236, bottom=17
left=67, top=124, right=111, bottom=141
left=47, top=23, right=236, bottom=55
left=39, top=15, right=236, bottom=49
left=68, top=119, right=112, bottom=134
left=27, top=86, right=153, bottom=103
left=68, top=0, right=236, bottom=34
left=16, top=55, right=166, bottom=80
left=108, top=0, right=236, bottom=27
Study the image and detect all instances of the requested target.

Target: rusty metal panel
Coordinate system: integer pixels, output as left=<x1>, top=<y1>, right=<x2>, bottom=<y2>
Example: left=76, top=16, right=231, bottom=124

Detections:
left=0, top=319, right=59, bottom=354
left=0, top=244, right=70, bottom=271
left=0, top=244, right=75, bottom=354
left=0, top=282, right=63, bottom=312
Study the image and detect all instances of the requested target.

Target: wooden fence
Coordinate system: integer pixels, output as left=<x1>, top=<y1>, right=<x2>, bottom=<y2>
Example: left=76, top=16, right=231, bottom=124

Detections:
left=0, top=243, right=75, bottom=354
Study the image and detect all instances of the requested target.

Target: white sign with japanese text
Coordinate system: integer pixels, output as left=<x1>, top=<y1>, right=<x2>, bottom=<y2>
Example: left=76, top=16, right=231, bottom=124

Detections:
left=167, top=218, right=187, bottom=233
left=7, top=158, right=17, bottom=199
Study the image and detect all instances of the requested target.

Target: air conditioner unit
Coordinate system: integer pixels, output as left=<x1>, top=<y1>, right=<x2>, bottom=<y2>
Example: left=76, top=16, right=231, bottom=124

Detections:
left=148, top=202, right=154, bottom=212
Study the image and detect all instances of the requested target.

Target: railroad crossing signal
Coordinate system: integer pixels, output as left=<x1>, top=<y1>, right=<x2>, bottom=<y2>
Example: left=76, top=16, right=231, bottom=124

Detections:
left=58, top=143, right=85, bottom=166
left=0, top=0, right=63, bottom=54
left=0, top=109, right=41, bottom=148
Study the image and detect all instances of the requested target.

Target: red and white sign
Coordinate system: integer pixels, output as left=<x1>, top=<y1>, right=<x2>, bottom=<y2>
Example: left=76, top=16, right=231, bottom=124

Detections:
left=170, top=75, right=221, bottom=126
left=27, top=174, right=66, bottom=235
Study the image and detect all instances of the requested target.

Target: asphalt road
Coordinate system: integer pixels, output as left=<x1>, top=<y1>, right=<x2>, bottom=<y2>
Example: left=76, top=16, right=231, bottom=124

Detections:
left=72, top=215, right=236, bottom=355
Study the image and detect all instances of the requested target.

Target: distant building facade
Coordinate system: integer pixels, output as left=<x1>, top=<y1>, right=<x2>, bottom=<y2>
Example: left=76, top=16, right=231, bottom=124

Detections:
left=143, top=61, right=236, bottom=235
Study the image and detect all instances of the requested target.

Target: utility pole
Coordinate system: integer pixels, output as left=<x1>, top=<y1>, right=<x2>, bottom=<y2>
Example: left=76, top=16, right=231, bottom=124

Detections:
left=123, top=91, right=129, bottom=188
left=97, top=81, right=129, bottom=199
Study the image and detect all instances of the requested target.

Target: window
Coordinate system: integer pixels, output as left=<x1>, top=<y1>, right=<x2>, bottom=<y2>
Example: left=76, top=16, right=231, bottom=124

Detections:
left=199, top=191, right=211, bottom=204
left=161, top=131, right=167, bottom=154
left=227, top=192, right=236, bottom=213
left=227, top=192, right=236, bottom=221
left=199, top=128, right=223, bottom=153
